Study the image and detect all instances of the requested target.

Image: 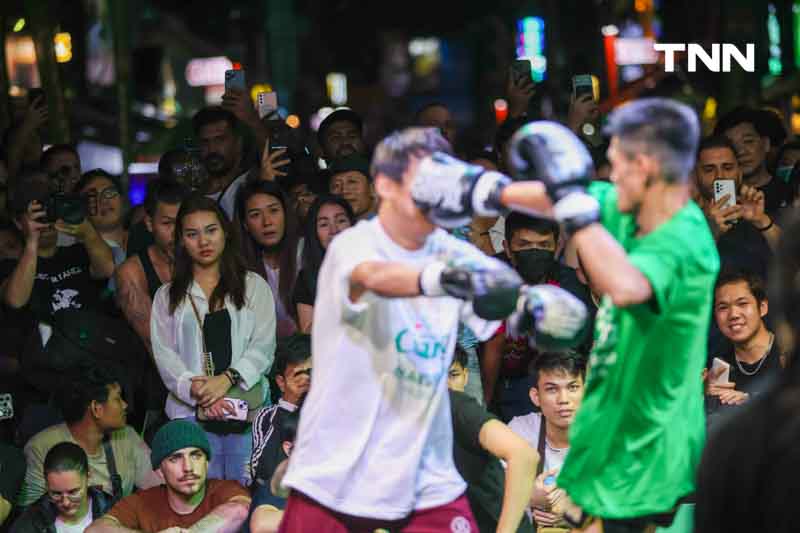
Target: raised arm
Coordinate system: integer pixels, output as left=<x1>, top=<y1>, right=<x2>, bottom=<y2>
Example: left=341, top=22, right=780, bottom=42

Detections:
left=1, top=202, right=47, bottom=309
left=479, top=419, right=538, bottom=533
left=55, top=218, right=115, bottom=279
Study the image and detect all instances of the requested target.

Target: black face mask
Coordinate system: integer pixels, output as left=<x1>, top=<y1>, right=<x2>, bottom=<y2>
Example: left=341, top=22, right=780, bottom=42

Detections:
left=513, top=248, right=555, bottom=284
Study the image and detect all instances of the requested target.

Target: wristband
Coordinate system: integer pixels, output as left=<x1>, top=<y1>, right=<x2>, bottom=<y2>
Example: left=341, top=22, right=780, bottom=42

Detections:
left=756, top=217, right=774, bottom=232
left=419, top=261, right=447, bottom=297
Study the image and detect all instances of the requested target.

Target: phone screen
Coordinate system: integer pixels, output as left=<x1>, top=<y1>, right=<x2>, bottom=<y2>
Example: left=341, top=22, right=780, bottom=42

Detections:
left=572, top=75, right=597, bottom=101
left=512, top=59, right=532, bottom=83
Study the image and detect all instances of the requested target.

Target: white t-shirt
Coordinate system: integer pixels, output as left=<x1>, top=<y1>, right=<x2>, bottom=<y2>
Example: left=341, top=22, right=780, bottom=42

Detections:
left=508, top=412, right=569, bottom=473
left=206, top=170, right=249, bottom=220
left=283, top=217, right=503, bottom=519
left=54, top=502, right=93, bottom=533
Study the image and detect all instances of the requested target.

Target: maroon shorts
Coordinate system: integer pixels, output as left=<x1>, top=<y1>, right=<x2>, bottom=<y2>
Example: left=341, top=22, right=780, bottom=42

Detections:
left=277, top=490, right=478, bottom=533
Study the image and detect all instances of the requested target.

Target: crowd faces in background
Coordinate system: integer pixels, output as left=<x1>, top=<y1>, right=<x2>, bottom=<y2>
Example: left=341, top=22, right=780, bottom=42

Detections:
left=234, top=180, right=300, bottom=338
left=293, top=195, right=355, bottom=332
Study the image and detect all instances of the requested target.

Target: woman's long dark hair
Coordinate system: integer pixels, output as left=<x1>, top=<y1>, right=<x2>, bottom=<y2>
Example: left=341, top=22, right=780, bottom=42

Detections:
left=301, top=194, right=355, bottom=297
left=169, top=194, right=248, bottom=314
left=234, top=178, right=299, bottom=315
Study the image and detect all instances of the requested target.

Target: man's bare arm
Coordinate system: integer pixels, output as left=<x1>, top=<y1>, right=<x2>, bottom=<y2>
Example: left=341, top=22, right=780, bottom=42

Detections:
left=348, top=261, right=422, bottom=303
left=187, top=497, right=250, bottom=533
left=86, top=516, right=142, bottom=533
left=115, top=259, right=154, bottom=353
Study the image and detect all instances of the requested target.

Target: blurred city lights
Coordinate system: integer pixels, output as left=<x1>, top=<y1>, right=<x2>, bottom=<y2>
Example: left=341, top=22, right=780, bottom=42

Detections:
left=326, top=72, right=348, bottom=106
left=286, top=115, right=301, bottom=128
left=703, top=97, right=718, bottom=121
left=516, top=17, right=546, bottom=82
left=54, top=32, right=72, bottom=63
left=601, top=25, right=620, bottom=37
left=494, top=98, right=508, bottom=124
left=13, top=18, right=25, bottom=32
left=408, top=38, right=440, bottom=57
left=185, top=57, right=233, bottom=87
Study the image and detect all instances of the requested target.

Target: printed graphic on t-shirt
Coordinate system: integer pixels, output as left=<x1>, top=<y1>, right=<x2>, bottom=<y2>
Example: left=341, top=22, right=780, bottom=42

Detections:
left=51, top=288, right=82, bottom=312
left=393, top=321, right=450, bottom=399
left=588, top=295, right=618, bottom=379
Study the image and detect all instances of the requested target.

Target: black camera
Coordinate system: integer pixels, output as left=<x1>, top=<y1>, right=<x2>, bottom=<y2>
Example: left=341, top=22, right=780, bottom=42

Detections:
left=45, top=192, right=97, bottom=225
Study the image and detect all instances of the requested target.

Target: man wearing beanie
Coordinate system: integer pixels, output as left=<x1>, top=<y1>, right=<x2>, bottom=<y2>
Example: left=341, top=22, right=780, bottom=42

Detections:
left=87, top=420, right=250, bottom=533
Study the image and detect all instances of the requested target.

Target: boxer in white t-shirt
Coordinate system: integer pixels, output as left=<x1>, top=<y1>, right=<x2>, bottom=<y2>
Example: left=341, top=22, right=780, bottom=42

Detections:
left=280, top=128, right=588, bottom=533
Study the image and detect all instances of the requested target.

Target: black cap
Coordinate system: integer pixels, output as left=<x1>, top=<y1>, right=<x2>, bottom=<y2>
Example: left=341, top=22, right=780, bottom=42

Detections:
left=317, top=108, right=363, bottom=146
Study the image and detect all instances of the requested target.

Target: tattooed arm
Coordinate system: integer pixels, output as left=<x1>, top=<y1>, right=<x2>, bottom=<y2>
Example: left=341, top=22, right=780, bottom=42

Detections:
left=188, top=497, right=251, bottom=533
left=115, top=257, right=154, bottom=354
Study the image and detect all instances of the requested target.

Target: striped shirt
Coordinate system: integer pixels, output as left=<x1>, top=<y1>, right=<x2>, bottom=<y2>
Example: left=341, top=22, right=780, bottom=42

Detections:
left=250, top=399, right=298, bottom=483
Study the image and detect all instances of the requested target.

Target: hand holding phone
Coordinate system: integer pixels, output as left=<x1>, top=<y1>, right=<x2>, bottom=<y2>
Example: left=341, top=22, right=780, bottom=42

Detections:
left=224, top=69, right=246, bottom=93
left=257, top=91, right=279, bottom=119
left=572, top=74, right=599, bottom=102
left=709, top=357, right=731, bottom=385
left=713, top=180, right=737, bottom=209
left=511, top=59, right=533, bottom=85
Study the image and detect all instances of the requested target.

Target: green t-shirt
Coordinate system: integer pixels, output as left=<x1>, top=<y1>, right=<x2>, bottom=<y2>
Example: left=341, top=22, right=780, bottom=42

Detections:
left=557, top=181, right=719, bottom=519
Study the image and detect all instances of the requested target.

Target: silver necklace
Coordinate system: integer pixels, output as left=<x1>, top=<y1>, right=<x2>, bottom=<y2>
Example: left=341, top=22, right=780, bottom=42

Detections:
left=735, top=333, right=774, bottom=376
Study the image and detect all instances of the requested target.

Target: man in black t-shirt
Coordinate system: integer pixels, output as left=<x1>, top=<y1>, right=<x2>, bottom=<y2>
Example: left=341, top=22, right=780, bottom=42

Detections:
left=448, top=348, right=537, bottom=533
left=694, top=135, right=778, bottom=275
left=715, top=107, right=793, bottom=215
left=0, top=175, right=115, bottom=397
left=705, top=270, right=782, bottom=419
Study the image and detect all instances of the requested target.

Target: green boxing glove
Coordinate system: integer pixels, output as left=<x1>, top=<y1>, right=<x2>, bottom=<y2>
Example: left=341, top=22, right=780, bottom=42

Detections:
left=509, top=284, right=589, bottom=351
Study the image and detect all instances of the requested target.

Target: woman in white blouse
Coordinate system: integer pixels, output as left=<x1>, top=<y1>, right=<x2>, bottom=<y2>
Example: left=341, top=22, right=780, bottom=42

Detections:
left=151, top=194, right=276, bottom=486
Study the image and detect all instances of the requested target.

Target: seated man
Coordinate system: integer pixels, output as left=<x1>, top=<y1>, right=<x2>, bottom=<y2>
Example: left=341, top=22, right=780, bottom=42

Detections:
left=19, top=367, right=160, bottom=506
left=11, top=442, right=113, bottom=533
left=250, top=334, right=310, bottom=503
left=706, top=270, right=783, bottom=416
left=508, top=352, right=586, bottom=530
left=447, top=347, right=537, bottom=533
left=249, top=410, right=299, bottom=533
left=87, top=420, right=251, bottom=533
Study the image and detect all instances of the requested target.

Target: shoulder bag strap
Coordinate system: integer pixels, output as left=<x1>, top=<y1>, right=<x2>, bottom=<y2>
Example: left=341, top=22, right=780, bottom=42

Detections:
left=536, top=415, right=547, bottom=477
left=103, top=438, right=123, bottom=504
left=187, top=293, right=214, bottom=377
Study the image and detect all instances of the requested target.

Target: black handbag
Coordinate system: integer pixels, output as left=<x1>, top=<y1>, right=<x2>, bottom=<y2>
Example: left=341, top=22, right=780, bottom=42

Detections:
left=22, top=309, right=146, bottom=395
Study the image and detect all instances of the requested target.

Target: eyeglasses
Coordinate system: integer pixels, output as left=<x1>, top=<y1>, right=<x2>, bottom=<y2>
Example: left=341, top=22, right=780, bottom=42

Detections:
left=47, top=487, right=83, bottom=503
left=95, top=187, right=120, bottom=201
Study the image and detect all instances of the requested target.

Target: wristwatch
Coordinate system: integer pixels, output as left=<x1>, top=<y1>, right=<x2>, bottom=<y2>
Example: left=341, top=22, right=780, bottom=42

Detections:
left=225, top=368, right=242, bottom=386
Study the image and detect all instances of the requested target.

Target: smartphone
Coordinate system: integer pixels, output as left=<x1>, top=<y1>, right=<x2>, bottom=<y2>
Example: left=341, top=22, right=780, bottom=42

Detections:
left=224, top=69, right=246, bottom=93
left=572, top=74, right=599, bottom=102
left=223, top=398, right=249, bottom=421
left=710, top=357, right=731, bottom=385
left=713, top=179, right=737, bottom=208
left=258, top=91, right=279, bottom=119
left=544, top=475, right=556, bottom=486
left=511, top=58, right=532, bottom=84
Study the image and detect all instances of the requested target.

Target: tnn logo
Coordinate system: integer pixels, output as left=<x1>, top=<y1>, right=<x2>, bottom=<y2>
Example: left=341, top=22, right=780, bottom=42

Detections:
left=654, top=43, right=755, bottom=73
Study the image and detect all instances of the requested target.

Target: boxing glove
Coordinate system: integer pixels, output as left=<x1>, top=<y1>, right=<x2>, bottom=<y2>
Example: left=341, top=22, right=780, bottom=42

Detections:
left=508, top=121, right=600, bottom=233
left=411, top=152, right=511, bottom=229
left=419, top=259, right=523, bottom=320
left=508, top=284, right=589, bottom=351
